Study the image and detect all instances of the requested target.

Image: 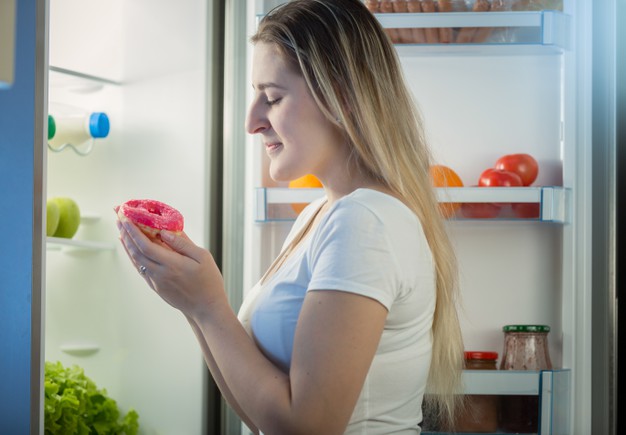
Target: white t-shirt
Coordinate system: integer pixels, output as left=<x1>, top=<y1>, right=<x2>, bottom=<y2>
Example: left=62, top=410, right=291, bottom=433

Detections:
left=238, top=188, right=435, bottom=434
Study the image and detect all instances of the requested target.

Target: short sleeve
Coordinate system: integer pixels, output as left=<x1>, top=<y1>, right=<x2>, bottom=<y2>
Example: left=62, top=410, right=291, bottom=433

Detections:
left=307, top=201, right=399, bottom=309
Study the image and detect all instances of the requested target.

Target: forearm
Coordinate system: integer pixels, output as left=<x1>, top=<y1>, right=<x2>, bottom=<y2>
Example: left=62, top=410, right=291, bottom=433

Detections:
left=186, top=316, right=259, bottom=434
left=190, top=302, right=317, bottom=435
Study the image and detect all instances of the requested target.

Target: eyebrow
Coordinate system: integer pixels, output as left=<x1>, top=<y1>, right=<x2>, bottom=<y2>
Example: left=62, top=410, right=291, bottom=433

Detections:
left=252, top=82, right=287, bottom=91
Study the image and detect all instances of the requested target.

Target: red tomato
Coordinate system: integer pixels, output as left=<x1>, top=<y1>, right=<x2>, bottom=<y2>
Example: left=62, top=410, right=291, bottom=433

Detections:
left=495, top=153, right=539, bottom=186
left=512, top=203, right=541, bottom=219
left=460, top=184, right=502, bottom=219
left=478, top=168, right=524, bottom=187
left=461, top=202, right=502, bottom=219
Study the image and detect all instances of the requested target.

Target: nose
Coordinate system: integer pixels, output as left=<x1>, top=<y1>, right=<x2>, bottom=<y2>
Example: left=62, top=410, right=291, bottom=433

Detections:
left=245, top=98, right=270, bottom=135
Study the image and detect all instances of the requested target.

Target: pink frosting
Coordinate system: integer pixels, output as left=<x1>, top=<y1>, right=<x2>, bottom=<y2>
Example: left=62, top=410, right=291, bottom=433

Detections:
left=119, top=199, right=184, bottom=232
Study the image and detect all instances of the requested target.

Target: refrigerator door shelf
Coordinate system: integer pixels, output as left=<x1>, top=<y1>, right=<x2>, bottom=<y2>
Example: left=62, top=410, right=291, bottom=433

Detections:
left=375, top=10, right=570, bottom=52
left=422, top=369, right=571, bottom=435
left=462, top=368, right=570, bottom=395
left=254, top=186, right=569, bottom=223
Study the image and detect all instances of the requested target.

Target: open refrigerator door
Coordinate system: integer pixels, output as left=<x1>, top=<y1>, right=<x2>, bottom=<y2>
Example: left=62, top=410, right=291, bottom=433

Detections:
left=44, top=0, right=219, bottom=432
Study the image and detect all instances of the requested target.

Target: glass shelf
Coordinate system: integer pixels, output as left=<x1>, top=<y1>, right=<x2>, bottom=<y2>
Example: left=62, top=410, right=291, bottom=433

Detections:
left=254, top=186, right=569, bottom=223
left=49, top=65, right=122, bottom=88
left=46, top=216, right=114, bottom=251
left=375, top=10, right=570, bottom=53
left=46, top=237, right=115, bottom=252
left=424, top=369, right=571, bottom=435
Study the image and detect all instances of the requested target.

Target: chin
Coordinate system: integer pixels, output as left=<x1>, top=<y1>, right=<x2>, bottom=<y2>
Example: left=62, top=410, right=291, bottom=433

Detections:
left=269, top=167, right=299, bottom=183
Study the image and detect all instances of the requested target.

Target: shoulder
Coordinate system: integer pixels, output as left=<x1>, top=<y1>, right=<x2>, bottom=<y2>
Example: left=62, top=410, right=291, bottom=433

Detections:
left=322, top=188, right=418, bottom=233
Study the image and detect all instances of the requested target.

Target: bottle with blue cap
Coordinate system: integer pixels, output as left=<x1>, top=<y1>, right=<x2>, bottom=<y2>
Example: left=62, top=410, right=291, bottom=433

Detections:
left=48, top=110, right=110, bottom=153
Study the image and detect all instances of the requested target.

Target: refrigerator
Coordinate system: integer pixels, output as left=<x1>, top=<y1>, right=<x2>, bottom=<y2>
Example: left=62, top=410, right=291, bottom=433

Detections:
left=234, top=0, right=619, bottom=434
left=2, top=0, right=224, bottom=433
left=0, top=0, right=620, bottom=434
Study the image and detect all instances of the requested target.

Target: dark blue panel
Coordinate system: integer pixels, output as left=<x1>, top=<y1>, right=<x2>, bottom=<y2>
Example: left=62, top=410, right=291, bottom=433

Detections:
left=0, top=0, right=42, bottom=432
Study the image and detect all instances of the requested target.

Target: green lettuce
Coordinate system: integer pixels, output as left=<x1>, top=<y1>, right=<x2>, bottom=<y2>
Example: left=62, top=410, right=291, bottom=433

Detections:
left=44, top=361, right=139, bottom=435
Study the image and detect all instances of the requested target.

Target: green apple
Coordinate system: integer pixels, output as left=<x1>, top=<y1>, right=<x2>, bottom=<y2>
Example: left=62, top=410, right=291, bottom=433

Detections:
left=50, top=197, right=81, bottom=238
left=46, top=199, right=60, bottom=237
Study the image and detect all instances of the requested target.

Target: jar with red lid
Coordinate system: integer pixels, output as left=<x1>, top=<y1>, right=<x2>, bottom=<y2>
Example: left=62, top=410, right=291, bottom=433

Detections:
left=499, top=325, right=552, bottom=433
left=448, top=351, right=499, bottom=433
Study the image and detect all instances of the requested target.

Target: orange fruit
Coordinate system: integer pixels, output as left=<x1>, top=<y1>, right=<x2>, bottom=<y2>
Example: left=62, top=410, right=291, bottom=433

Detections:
left=429, top=165, right=464, bottom=218
left=288, top=174, right=323, bottom=214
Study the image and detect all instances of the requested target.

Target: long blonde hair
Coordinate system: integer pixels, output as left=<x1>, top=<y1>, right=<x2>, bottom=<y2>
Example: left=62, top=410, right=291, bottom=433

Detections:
left=253, top=0, right=465, bottom=426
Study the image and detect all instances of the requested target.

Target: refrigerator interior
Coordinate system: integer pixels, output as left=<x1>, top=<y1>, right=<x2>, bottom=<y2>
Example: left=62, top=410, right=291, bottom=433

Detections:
left=45, top=0, right=211, bottom=432
left=242, top=1, right=591, bottom=433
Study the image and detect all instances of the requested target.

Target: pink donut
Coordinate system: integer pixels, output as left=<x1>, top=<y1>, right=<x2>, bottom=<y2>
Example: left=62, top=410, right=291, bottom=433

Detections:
left=117, top=199, right=184, bottom=239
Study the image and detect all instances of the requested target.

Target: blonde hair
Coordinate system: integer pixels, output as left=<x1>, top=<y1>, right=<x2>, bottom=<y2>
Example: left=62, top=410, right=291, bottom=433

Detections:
left=253, top=0, right=465, bottom=426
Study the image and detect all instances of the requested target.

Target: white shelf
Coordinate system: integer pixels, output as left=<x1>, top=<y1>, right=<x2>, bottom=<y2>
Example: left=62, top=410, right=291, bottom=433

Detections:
left=49, top=65, right=122, bottom=88
left=375, top=10, right=570, bottom=53
left=254, top=186, right=569, bottom=223
left=46, top=237, right=115, bottom=252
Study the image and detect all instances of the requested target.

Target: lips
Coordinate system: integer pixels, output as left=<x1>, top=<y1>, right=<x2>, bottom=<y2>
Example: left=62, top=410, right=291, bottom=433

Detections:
left=265, top=142, right=283, bottom=154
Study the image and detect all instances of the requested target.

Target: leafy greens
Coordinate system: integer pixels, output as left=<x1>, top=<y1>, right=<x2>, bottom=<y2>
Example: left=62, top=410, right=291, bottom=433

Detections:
left=44, top=361, right=139, bottom=435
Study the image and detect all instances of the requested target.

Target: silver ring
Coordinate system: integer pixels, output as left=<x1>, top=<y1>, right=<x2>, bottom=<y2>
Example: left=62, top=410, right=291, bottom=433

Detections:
left=139, top=265, right=147, bottom=275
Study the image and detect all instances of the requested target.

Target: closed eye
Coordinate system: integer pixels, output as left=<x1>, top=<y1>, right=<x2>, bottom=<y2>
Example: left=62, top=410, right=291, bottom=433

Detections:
left=266, top=98, right=282, bottom=106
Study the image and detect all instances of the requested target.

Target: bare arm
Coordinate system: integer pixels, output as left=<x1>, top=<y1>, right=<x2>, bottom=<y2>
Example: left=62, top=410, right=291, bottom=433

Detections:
left=190, top=289, right=387, bottom=434
left=117, top=220, right=387, bottom=434
left=186, top=316, right=259, bottom=434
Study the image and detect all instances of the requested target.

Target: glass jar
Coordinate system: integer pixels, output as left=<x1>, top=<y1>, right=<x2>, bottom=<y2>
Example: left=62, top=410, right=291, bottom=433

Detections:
left=499, top=325, right=552, bottom=433
left=449, top=351, right=499, bottom=433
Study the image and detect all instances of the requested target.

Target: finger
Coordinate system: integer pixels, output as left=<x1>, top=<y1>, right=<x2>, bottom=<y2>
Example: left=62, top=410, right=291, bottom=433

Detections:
left=120, top=220, right=169, bottom=266
left=159, top=230, right=204, bottom=264
left=118, top=222, right=165, bottom=275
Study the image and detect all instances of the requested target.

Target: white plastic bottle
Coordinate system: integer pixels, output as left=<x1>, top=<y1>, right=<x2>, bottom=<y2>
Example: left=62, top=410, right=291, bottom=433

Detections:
left=48, top=111, right=110, bottom=148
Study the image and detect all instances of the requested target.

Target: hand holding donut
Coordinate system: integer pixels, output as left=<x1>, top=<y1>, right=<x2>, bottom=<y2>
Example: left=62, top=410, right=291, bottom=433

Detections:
left=116, top=199, right=226, bottom=320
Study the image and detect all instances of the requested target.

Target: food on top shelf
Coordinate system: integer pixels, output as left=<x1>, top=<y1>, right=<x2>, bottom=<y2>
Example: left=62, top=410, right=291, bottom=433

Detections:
left=117, top=199, right=184, bottom=240
left=49, top=197, right=81, bottom=239
left=391, top=0, right=416, bottom=43
left=429, top=164, right=464, bottom=218
left=406, top=1, right=427, bottom=43
left=363, top=0, right=562, bottom=45
left=456, top=0, right=491, bottom=43
left=436, top=0, right=466, bottom=43
left=420, top=0, right=440, bottom=43
left=379, top=1, right=402, bottom=43
left=288, top=174, right=323, bottom=215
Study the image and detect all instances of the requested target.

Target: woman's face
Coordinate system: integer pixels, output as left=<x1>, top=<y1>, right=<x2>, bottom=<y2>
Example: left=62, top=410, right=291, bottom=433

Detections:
left=246, top=42, right=344, bottom=183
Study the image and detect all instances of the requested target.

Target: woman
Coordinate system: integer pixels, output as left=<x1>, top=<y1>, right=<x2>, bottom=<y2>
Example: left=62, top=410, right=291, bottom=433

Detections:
left=117, top=0, right=464, bottom=433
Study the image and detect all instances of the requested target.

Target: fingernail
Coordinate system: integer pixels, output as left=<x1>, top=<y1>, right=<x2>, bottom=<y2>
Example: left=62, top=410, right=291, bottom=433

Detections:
left=161, top=230, right=174, bottom=242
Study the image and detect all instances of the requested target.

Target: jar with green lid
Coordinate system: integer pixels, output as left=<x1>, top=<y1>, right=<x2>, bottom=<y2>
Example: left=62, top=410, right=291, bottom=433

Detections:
left=448, top=351, right=499, bottom=433
left=499, top=324, right=552, bottom=433
left=500, top=324, right=552, bottom=370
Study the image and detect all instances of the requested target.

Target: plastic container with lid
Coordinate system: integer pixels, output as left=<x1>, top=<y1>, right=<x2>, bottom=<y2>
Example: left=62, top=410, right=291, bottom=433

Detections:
left=48, top=104, right=110, bottom=156
left=48, top=112, right=110, bottom=147
left=499, top=325, right=552, bottom=433
left=448, top=351, right=499, bottom=433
